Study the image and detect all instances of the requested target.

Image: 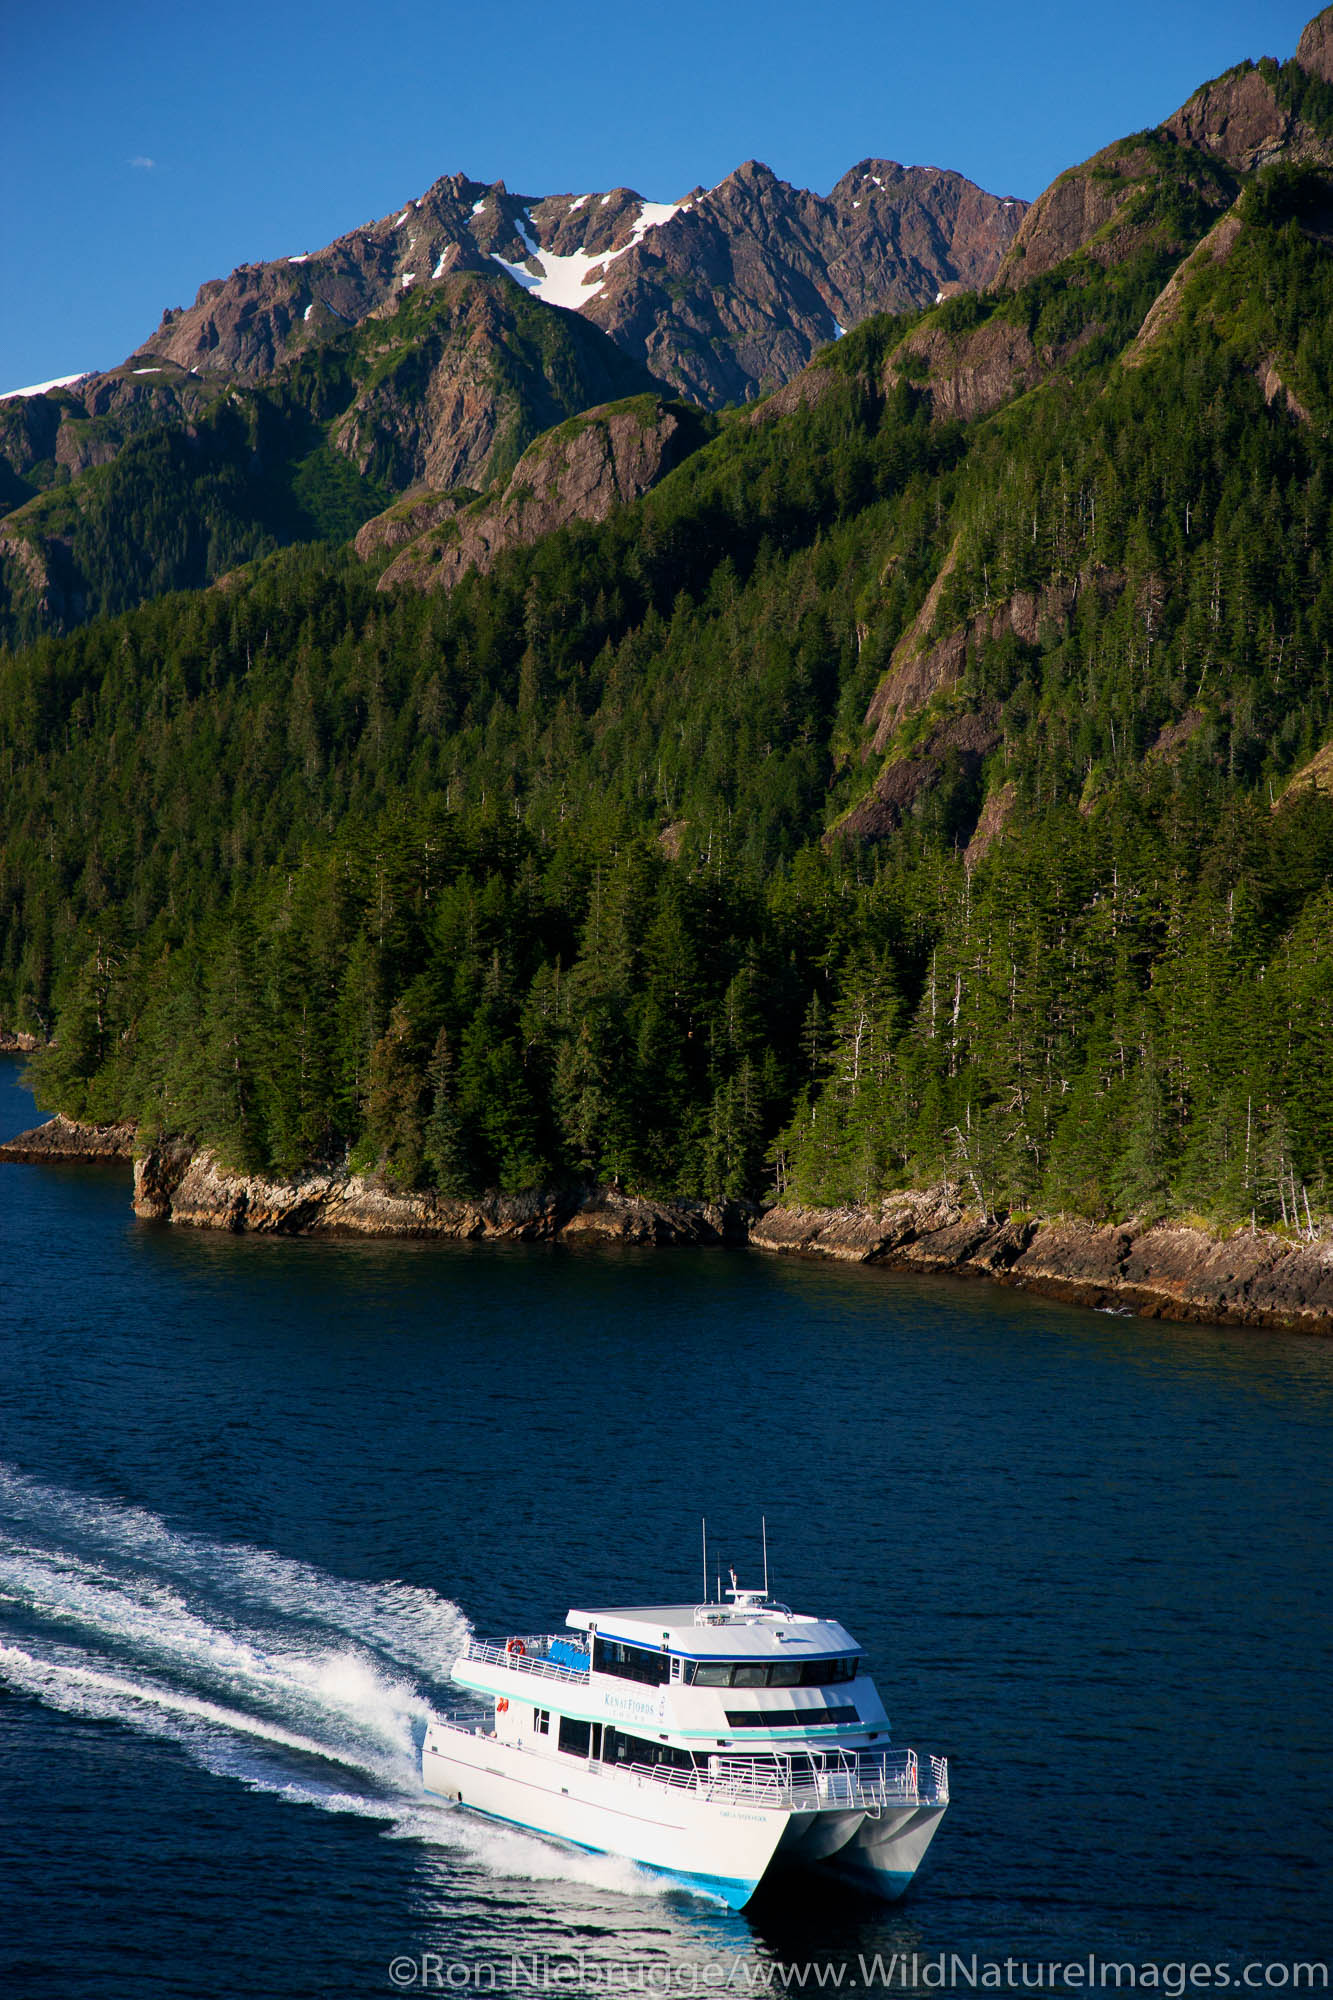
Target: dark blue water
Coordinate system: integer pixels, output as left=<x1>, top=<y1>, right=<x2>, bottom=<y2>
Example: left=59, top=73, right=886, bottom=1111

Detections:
left=2, top=1054, right=1331, bottom=1998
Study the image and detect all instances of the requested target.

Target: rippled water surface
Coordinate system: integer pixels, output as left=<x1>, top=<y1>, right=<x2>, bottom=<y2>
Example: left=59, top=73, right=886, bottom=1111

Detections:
left=1, top=1056, right=1331, bottom=1997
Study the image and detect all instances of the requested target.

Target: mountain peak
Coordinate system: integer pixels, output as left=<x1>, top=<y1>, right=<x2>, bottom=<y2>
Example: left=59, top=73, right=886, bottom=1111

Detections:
left=107, top=155, right=1023, bottom=408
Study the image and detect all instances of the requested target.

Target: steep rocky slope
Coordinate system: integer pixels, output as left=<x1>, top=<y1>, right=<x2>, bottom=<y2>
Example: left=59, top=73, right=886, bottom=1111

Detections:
left=994, top=13, right=1333, bottom=293
left=362, top=394, right=712, bottom=594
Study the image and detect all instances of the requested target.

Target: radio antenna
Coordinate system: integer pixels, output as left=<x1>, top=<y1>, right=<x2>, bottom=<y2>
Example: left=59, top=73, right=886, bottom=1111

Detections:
left=701, top=1517, right=708, bottom=1603
left=762, top=1515, right=769, bottom=1597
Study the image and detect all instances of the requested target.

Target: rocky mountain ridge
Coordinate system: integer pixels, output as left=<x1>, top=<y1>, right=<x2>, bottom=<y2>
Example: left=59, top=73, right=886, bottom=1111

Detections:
left=3, top=8, right=1333, bottom=670
left=125, top=158, right=1027, bottom=408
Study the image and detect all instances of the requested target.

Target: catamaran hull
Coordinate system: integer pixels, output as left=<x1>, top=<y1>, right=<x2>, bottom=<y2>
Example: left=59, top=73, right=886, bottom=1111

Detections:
left=819, top=1802, right=949, bottom=1899
left=778, top=1806, right=867, bottom=1862
left=422, top=1731, right=790, bottom=1910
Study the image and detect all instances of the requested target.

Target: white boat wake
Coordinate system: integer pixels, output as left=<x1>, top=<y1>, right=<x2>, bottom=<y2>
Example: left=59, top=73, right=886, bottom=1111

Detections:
left=0, top=1461, right=670, bottom=1901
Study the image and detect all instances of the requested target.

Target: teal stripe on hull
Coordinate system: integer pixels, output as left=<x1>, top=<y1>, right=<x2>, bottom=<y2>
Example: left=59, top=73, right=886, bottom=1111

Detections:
left=422, top=1785, right=761, bottom=1910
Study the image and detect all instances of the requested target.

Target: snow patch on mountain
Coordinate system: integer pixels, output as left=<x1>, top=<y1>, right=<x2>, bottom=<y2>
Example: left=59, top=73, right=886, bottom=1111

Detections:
left=1, top=373, right=88, bottom=401
left=488, top=199, right=684, bottom=311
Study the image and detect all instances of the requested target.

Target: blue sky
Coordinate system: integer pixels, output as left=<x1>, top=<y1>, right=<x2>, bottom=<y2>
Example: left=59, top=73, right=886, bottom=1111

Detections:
left=0, top=0, right=1319, bottom=393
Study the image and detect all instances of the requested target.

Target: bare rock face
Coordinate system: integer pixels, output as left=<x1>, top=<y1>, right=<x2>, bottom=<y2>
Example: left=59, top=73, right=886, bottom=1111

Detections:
left=995, top=18, right=1333, bottom=299
left=963, top=779, right=1018, bottom=867
left=373, top=396, right=704, bottom=595
left=0, top=363, right=217, bottom=490
left=1276, top=737, right=1333, bottom=805
left=1145, top=710, right=1207, bottom=765
left=993, top=144, right=1163, bottom=291
left=886, top=314, right=1043, bottom=420
left=1258, top=354, right=1313, bottom=424
left=132, top=174, right=493, bottom=379
left=834, top=703, right=1003, bottom=845
left=1297, top=6, right=1333, bottom=83
left=327, top=276, right=654, bottom=496
left=352, top=491, right=472, bottom=563
left=0, top=530, right=83, bottom=630
left=992, top=124, right=1247, bottom=298
left=1164, top=66, right=1299, bottom=173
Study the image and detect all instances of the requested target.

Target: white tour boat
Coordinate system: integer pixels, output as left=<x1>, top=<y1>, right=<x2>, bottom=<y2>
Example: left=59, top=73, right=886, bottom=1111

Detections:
left=421, top=1574, right=949, bottom=1909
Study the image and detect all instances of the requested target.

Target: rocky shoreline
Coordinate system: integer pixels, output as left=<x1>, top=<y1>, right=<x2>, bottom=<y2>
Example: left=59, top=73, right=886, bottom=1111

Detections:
left=128, top=1140, right=753, bottom=1245
left=749, top=1193, right=1333, bottom=1333
left=3, top=1117, right=1333, bottom=1331
left=0, top=1111, right=135, bottom=1163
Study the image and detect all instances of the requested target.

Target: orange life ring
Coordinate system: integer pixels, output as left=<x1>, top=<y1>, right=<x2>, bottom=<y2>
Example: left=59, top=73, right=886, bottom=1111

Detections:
left=506, top=1639, right=526, bottom=1657
left=496, top=1697, right=509, bottom=1713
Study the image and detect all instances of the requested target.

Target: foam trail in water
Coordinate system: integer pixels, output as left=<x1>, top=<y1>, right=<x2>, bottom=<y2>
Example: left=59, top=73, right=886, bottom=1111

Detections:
left=0, top=1458, right=464, bottom=1678
left=0, top=1464, right=680, bottom=1905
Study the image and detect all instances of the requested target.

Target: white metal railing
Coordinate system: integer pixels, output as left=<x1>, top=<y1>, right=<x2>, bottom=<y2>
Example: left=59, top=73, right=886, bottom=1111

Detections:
left=431, top=1717, right=948, bottom=1811
left=703, top=1748, right=944, bottom=1811
left=463, top=1635, right=591, bottom=1683
left=593, top=1747, right=947, bottom=1812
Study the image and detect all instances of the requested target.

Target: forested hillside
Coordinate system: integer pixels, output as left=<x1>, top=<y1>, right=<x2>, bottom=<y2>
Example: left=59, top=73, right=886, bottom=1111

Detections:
left=6, top=44, right=1333, bottom=1233
left=0, top=276, right=654, bottom=647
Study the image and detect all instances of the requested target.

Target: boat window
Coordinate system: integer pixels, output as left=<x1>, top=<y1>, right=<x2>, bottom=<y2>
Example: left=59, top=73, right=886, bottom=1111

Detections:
left=604, top=1727, right=696, bottom=1774
left=724, top=1704, right=860, bottom=1728
left=690, top=1662, right=734, bottom=1687
left=683, top=1656, right=860, bottom=1688
left=558, top=1716, right=591, bottom=1757
left=801, top=1657, right=859, bottom=1686
left=720, top=1712, right=856, bottom=1728
left=533, top=1708, right=550, bottom=1735
left=592, top=1636, right=669, bottom=1687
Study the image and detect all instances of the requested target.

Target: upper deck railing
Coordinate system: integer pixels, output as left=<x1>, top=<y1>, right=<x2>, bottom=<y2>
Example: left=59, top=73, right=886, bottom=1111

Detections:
left=462, top=1635, right=591, bottom=1683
